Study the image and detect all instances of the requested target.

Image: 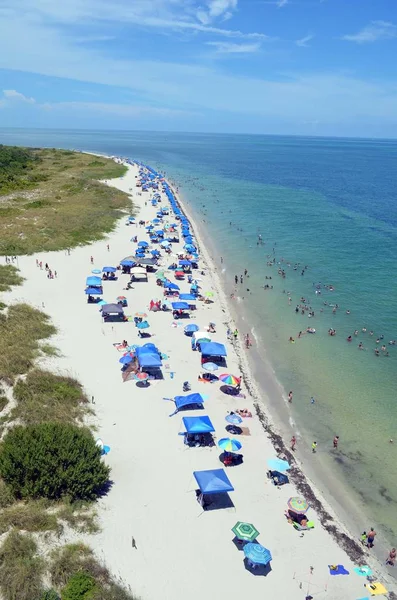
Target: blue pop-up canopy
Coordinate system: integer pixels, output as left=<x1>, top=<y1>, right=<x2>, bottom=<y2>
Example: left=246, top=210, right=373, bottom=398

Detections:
left=179, top=260, right=192, bottom=266
left=85, top=287, right=103, bottom=295
left=135, top=346, right=162, bottom=368
left=193, top=469, right=234, bottom=494
left=200, top=342, right=227, bottom=357
left=102, top=266, right=116, bottom=273
left=165, top=282, right=180, bottom=291
left=183, top=416, right=215, bottom=434
left=172, top=301, right=190, bottom=310
left=174, top=393, right=205, bottom=411
left=86, top=276, right=102, bottom=286
left=120, top=259, right=135, bottom=267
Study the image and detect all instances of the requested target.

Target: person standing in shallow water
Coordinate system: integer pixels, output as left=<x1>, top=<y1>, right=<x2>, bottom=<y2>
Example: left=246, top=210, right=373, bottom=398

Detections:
left=333, top=435, right=339, bottom=449
left=312, top=441, right=317, bottom=453
left=288, top=390, right=293, bottom=403
left=290, top=436, right=297, bottom=451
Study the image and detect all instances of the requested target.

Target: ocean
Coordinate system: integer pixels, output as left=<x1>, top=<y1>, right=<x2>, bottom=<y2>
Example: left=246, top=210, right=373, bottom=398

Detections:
left=1, top=128, right=396, bottom=547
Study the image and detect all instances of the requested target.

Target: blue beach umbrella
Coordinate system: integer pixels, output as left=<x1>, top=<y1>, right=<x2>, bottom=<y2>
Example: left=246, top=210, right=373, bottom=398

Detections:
left=102, top=266, right=116, bottom=273
left=85, top=287, right=102, bottom=295
left=137, top=320, right=150, bottom=329
left=138, top=241, right=149, bottom=247
left=98, top=299, right=108, bottom=306
left=267, top=458, right=290, bottom=473
left=202, top=362, right=218, bottom=372
left=225, top=413, right=243, bottom=425
left=165, top=282, right=180, bottom=291
left=244, top=543, right=272, bottom=566
left=184, top=323, right=199, bottom=334
left=119, top=354, right=134, bottom=365
left=91, top=269, right=101, bottom=274
left=218, top=438, right=242, bottom=453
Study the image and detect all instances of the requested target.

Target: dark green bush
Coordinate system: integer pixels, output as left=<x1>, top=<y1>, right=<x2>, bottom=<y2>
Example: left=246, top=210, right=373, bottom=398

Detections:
left=0, top=423, right=110, bottom=501
left=62, top=572, right=96, bottom=600
left=40, top=590, right=60, bottom=600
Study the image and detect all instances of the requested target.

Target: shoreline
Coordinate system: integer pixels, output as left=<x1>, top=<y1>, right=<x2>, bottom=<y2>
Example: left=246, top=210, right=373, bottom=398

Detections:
left=2, top=155, right=394, bottom=599
left=166, top=171, right=397, bottom=569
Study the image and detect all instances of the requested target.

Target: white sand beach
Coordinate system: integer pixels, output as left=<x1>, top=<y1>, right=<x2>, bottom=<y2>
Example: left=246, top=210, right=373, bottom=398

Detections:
left=3, top=160, right=395, bottom=600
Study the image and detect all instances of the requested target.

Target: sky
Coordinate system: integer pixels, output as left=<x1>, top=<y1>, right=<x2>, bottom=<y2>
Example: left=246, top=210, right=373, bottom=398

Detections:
left=0, top=0, right=397, bottom=137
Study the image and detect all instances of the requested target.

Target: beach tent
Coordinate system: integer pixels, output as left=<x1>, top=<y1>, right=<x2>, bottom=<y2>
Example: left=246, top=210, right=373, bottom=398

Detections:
left=179, top=293, right=196, bottom=302
left=85, top=287, right=103, bottom=295
left=130, top=267, right=148, bottom=281
left=182, top=416, right=215, bottom=434
left=191, top=331, right=211, bottom=350
left=120, top=259, right=135, bottom=267
left=86, top=276, right=102, bottom=287
left=135, top=346, right=162, bottom=368
left=137, top=257, right=157, bottom=266
left=165, top=282, right=180, bottom=291
left=193, top=469, right=234, bottom=494
left=179, top=260, right=192, bottom=267
left=171, top=302, right=190, bottom=311
left=200, top=342, right=227, bottom=357
left=101, top=303, right=124, bottom=315
left=102, top=266, right=117, bottom=273
left=172, top=393, right=205, bottom=413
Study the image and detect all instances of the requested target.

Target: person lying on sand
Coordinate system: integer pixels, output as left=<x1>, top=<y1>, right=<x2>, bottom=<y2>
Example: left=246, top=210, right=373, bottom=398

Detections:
left=236, top=408, right=252, bottom=418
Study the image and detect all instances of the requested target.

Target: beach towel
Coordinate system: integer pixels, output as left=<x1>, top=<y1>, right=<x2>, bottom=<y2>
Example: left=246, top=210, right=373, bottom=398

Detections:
left=328, top=565, right=349, bottom=575
left=365, top=582, right=388, bottom=596
left=354, top=566, right=373, bottom=577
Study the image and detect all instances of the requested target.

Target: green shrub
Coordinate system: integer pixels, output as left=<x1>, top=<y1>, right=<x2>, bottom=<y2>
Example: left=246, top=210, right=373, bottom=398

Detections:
left=0, top=264, right=24, bottom=292
left=0, top=530, right=44, bottom=600
left=0, top=394, right=8, bottom=412
left=62, top=572, right=97, bottom=600
left=40, top=589, right=60, bottom=600
left=0, top=423, right=110, bottom=501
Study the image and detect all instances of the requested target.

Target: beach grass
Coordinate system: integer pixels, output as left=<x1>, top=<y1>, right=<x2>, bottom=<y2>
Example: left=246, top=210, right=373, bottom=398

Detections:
left=0, top=500, right=61, bottom=535
left=11, top=369, right=91, bottom=425
left=0, top=146, right=130, bottom=255
left=0, top=265, right=24, bottom=292
left=0, top=530, right=45, bottom=600
left=0, top=303, right=56, bottom=384
left=50, top=543, right=139, bottom=599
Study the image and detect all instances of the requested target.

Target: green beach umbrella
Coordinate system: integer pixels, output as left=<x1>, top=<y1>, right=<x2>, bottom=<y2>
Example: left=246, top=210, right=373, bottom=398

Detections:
left=232, top=521, right=260, bottom=542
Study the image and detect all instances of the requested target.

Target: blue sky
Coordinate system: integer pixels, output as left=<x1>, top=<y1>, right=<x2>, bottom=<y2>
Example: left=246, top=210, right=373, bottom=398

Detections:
left=0, top=0, right=397, bottom=136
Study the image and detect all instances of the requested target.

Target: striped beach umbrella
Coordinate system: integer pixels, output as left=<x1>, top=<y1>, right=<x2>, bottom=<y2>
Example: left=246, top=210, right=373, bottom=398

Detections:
left=287, top=497, right=309, bottom=514
left=232, top=522, right=260, bottom=542
left=218, top=438, right=242, bottom=453
left=244, top=543, right=272, bottom=566
left=219, top=374, right=241, bottom=386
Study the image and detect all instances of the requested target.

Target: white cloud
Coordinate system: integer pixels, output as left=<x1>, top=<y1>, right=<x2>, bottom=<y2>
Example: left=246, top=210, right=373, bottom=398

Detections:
left=276, top=0, right=288, bottom=7
left=206, top=41, right=261, bottom=53
left=342, top=21, right=397, bottom=44
left=296, top=34, right=314, bottom=48
left=3, top=89, right=36, bottom=103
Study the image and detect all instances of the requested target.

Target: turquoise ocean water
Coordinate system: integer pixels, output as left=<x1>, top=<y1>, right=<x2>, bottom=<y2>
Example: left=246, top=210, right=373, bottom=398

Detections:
left=1, top=129, right=396, bottom=546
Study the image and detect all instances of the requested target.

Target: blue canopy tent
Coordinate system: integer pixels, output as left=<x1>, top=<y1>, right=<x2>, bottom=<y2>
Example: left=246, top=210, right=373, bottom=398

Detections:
left=183, top=416, right=215, bottom=434
left=170, top=393, right=205, bottom=416
left=164, top=282, right=180, bottom=291
left=200, top=342, right=227, bottom=357
left=193, top=469, right=234, bottom=494
left=179, top=260, right=192, bottom=267
left=172, top=301, right=190, bottom=311
left=120, top=259, right=135, bottom=267
left=102, top=266, right=117, bottom=273
left=86, top=276, right=102, bottom=287
left=85, top=287, right=103, bottom=295
left=135, top=346, right=162, bottom=368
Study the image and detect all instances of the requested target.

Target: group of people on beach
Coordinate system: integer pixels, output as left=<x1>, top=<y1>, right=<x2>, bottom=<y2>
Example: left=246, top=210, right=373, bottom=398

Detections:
left=35, top=259, right=57, bottom=279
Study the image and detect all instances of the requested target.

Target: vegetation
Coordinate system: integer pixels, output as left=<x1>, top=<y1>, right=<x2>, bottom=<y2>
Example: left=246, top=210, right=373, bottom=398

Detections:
left=0, top=146, right=129, bottom=255
left=12, top=369, right=90, bottom=425
left=0, top=303, right=56, bottom=383
left=40, top=590, right=60, bottom=600
left=0, top=423, right=110, bottom=501
left=0, top=500, right=61, bottom=535
left=0, top=265, right=24, bottom=292
left=61, top=572, right=97, bottom=600
left=50, top=544, right=138, bottom=600
left=0, top=530, right=44, bottom=600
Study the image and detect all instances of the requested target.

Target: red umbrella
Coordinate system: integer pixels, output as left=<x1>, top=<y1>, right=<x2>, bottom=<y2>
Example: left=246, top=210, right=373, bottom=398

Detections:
left=175, top=271, right=185, bottom=277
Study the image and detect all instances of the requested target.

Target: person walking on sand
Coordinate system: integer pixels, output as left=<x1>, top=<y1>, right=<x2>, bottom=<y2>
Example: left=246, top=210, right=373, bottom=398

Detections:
left=288, top=390, right=293, bottom=403
left=290, top=436, right=297, bottom=451
left=367, top=527, right=376, bottom=548
left=333, top=435, right=339, bottom=449
left=386, top=547, right=396, bottom=566
left=312, top=441, right=317, bottom=453
left=107, top=244, right=110, bottom=251
left=90, top=256, right=94, bottom=264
